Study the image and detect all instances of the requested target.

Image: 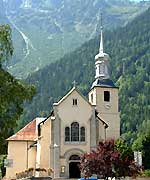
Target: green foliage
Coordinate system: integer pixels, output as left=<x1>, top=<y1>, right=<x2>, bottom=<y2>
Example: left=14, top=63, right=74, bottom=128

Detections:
left=0, top=155, right=6, bottom=177
left=115, top=139, right=134, bottom=161
left=132, top=119, right=150, bottom=150
left=0, top=68, right=35, bottom=154
left=132, top=136, right=144, bottom=151
left=141, top=169, right=150, bottom=177
left=132, top=121, right=150, bottom=169
left=141, top=135, right=150, bottom=169
left=0, top=25, right=13, bottom=64
left=0, top=24, right=35, bottom=176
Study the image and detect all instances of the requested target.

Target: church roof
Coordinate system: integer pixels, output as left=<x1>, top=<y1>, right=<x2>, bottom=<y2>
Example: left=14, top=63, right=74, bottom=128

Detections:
left=7, top=119, right=37, bottom=141
left=91, top=78, right=117, bottom=89
left=97, top=115, right=108, bottom=129
left=53, top=86, right=93, bottom=106
left=95, top=110, right=108, bottom=128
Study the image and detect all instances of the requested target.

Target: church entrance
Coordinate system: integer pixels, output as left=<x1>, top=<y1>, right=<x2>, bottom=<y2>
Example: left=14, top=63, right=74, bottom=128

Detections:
left=69, top=162, right=80, bottom=178
left=69, top=155, right=81, bottom=178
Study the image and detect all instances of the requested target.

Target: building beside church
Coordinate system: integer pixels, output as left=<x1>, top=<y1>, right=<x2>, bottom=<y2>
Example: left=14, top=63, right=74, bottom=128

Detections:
left=6, top=27, right=120, bottom=179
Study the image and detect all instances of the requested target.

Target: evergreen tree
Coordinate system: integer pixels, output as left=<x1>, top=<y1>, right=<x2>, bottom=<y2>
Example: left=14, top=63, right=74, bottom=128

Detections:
left=0, top=24, right=35, bottom=176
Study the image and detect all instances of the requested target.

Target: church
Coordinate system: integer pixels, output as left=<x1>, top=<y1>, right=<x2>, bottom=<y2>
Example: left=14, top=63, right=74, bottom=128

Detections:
left=6, top=27, right=120, bottom=179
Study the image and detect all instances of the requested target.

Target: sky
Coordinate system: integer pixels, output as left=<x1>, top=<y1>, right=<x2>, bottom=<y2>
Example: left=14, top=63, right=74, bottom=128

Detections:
left=130, top=0, right=150, bottom=1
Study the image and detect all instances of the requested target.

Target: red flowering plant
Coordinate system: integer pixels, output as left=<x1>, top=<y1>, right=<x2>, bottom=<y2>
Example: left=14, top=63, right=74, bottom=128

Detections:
left=80, top=139, right=140, bottom=180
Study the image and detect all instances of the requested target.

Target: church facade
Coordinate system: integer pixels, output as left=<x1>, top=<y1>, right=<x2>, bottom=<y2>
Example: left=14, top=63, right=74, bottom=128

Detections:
left=6, top=28, right=120, bottom=179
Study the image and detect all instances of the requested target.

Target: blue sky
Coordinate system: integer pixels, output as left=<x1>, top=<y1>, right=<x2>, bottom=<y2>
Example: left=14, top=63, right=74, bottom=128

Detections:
left=131, top=0, right=150, bottom=1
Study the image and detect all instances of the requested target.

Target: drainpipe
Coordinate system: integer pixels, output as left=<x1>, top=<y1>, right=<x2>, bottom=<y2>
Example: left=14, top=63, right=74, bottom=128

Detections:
left=26, top=141, right=29, bottom=169
left=35, top=140, right=41, bottom=177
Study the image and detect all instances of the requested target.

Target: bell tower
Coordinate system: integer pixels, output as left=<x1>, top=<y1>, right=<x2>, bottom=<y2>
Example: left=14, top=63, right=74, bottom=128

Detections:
left=88, top=23, right=120, bottom=140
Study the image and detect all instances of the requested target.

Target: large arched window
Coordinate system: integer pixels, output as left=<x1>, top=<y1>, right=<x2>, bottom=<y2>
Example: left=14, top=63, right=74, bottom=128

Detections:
left=71, top=122, right=79, bottom=141
left=80, top=127, right=85, bottom=142
left=65, top=127, right=70, bottom=142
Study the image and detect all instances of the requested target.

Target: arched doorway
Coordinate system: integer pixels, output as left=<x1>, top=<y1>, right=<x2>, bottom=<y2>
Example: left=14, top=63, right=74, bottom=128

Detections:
left=69, top=155, right=81, bottom=178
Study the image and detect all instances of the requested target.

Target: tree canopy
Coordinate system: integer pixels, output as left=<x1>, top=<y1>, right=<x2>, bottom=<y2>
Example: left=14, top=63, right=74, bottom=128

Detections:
left=0, top=24, right=13, bottom=65
left=0, top=24, right=35, bottom=176
left=132, top=120, right=150, bottom=170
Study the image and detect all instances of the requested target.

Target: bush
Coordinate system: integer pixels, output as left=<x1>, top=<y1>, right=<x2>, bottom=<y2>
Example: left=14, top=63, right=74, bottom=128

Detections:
left=141, top=169, right=150, bottom=177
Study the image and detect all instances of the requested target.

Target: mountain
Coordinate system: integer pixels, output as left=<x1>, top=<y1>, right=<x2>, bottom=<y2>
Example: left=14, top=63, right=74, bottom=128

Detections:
left=0, top=0, right=149, bottom=78
left=21, top=7, right=150, bottom=143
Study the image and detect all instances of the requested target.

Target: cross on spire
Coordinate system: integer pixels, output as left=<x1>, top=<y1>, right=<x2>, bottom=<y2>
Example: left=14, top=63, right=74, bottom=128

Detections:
left=100, top=12, right=103, bottom=28
left=72, top=80, right=77, bottom=88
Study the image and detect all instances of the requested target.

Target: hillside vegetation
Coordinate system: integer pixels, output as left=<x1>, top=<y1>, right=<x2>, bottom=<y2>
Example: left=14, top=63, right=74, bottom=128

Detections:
left=0, top=0, right=149, bottom=78
left=22, top=8, right=150, bottom=144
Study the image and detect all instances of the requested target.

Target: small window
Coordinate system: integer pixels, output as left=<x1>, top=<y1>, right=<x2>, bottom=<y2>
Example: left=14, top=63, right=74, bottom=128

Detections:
left=99, top=66, right=101, bottom=74
left=38, top=124, right=41, bottom=136
left=104, top=91, right=110, bottom=102
left=80, top=127, right=85, bottom=142
left=65, top=127, right=70, bottom=142
left=73, top=98, right=78, bottom=105
left=103, top=64, right=105, bottom=73
left=91, top=94, right=93, bottom=103
left=100, top=65, right=103, bottom=74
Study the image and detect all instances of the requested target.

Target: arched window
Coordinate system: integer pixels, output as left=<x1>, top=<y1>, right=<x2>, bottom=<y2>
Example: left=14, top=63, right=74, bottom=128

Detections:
left=71, top=122, right=79, bottom=141
left=80, top=127, right=85, bottom=142
left=65, top=127, right=70, bottom=142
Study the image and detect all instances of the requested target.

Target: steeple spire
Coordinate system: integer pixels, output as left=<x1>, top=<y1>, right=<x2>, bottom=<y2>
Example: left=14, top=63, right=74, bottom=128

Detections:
left=99, top=26, right=103, bottom=54
left=90, top=13, right=117, bottom=89
left=99, top=13, right=104, bottom=55
left=95, top=13, right=107, bottom=60
left=94, top=14, right=110, bottom=80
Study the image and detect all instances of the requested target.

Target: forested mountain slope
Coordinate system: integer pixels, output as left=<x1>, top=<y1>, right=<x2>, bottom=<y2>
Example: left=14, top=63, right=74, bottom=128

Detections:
left=22, top=8, right=150, bottom=143
left=0, top=0, right=149, bottom=78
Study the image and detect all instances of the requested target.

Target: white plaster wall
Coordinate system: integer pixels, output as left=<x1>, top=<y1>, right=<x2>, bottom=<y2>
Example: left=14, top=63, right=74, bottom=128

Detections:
left=6, top=141, right=36, bottom=178
left=95, top=87, right=119, bottom=113
left=56, top=90, right=93, bottom=157
left=89, top=87, right=120, bottom=140
left=40, top=119, right=51, bottom=169
left=89, top=88, right=97, bottom=105
left=100, top=113, right=120, bottom=139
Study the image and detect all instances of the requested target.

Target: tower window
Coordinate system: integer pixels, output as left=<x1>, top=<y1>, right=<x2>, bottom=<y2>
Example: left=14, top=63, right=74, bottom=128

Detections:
left=91, top=94, right=93, bottom=103
left=65, top=127, right=70, bottom=142
left=73, top=98, right=78, bottom=105
left=104, top=91, right=110, bottom=102
left=100, top=65, right=103, bottom=74
left=99, top=66, right=101, bottom=74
